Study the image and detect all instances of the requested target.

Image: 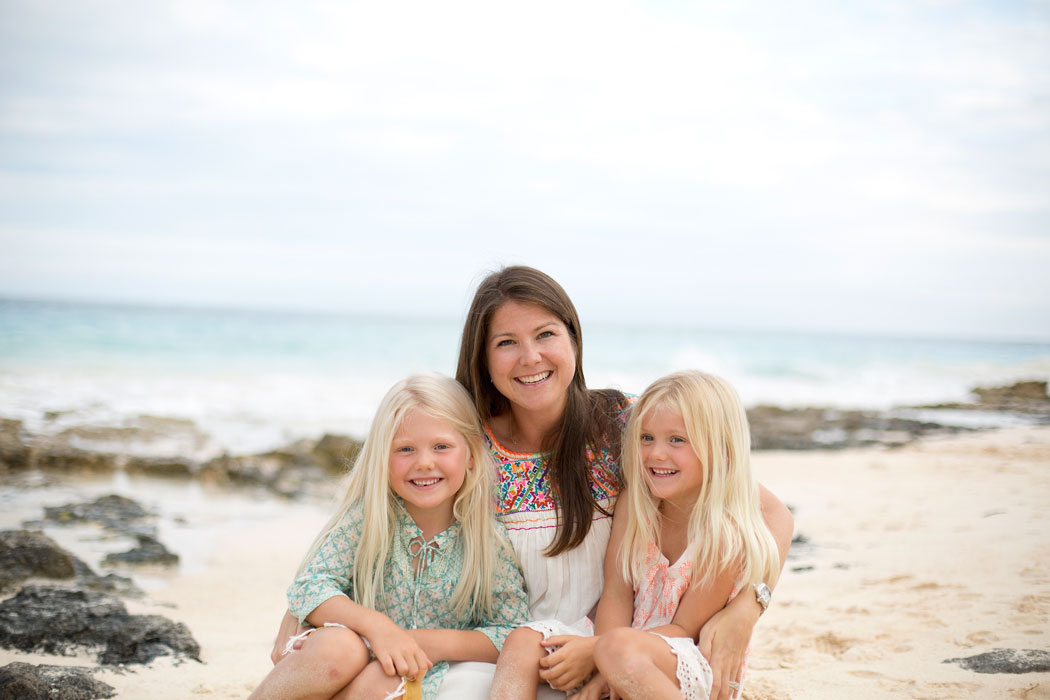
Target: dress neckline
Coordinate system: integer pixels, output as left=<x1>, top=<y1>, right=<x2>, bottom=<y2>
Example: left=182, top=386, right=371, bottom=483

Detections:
left=484, top=422, right=548, bottom=459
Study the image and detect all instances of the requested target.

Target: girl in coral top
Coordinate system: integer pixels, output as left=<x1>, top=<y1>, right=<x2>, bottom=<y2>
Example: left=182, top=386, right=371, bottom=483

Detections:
left=507, top=370, right=782, bottom=700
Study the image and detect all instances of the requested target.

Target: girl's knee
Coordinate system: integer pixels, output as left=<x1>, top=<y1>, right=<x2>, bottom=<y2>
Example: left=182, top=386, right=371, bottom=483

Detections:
left=502, top=625, right=545, bottom=655
left=506, top=626, right=544, bottom=646
left=302, top=627, right=370, bottom=685
left=594, top=627, right=646, bottom=670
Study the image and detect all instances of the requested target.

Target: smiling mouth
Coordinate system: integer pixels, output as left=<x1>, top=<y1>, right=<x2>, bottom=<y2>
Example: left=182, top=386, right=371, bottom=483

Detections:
left=516, top=371, right=552, bottom=385
left=649, top=468, right=678, bottom=477
left=410, top=478, right=443, bottom=487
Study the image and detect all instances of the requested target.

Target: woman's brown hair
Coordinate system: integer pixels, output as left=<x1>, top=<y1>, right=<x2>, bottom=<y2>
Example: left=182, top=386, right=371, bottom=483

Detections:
left=456, top=266, right=627, bottom=556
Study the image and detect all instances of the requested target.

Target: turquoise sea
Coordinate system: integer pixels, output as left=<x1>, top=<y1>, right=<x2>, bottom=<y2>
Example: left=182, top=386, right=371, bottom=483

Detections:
left=2, top=298, right=1048, bottom=455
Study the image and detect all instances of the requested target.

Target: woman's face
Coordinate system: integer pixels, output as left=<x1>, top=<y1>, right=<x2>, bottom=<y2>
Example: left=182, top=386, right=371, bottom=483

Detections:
left=486, top=300, right=577, bottom=417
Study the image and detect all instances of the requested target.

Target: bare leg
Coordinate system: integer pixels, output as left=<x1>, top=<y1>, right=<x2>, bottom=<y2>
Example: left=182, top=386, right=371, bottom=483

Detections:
left=490, top=626, right=547, bottom=700
left=249, top=626, right=370, bottom=700
left=338, top=660, right=404, bottom=700
left=594, top=628, right=681, bottom=700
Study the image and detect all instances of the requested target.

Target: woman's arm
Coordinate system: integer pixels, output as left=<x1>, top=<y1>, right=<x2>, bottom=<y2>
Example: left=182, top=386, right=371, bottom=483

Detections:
left=697, top=483, right=794, bottom=700
left=648, top=561, right=736, bottom=642
left=593, top=492, right=637, bottom=634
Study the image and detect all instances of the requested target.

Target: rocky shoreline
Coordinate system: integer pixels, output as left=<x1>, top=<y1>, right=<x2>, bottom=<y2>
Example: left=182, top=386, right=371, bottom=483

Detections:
left=1, top=500, right=201, bottom=699
left=2, top=381, right=1047, bottom=500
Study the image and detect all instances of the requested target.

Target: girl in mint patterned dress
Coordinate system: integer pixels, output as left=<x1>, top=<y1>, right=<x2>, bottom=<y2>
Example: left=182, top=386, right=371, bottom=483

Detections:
left=248, top=374, right=529, bottom=700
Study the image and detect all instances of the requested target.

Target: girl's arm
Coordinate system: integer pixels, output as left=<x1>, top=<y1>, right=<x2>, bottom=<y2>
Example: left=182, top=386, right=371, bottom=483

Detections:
left=697, top=482, right=794, bottom=700
left=270, top=610, right=306, bottom=664
left=305, top=594, right=432, bottom=679
left=416, top=527, right=531, bottom=665
left=408, top=628, right=500, bottom=663
left=539, top=494, right=635, bottom=691
left=286, top=505, right=431, bottom=678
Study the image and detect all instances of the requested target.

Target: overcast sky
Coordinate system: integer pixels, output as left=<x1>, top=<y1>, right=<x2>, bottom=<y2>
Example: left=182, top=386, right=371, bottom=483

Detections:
left=1, top=0, right=1048, bottom=341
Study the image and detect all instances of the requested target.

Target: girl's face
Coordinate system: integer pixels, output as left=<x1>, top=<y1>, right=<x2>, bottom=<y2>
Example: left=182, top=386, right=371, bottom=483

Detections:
left=486, top=300, right=576, bottom=418
left=639, top=404, right=704, bottom=505
left=389, top=409, right=472, bottom=531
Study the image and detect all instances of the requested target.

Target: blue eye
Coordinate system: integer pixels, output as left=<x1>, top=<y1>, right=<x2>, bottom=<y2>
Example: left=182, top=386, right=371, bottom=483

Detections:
left=640, top=434, right=653, bottom=443
left=670, top=436, right=686, bottom=444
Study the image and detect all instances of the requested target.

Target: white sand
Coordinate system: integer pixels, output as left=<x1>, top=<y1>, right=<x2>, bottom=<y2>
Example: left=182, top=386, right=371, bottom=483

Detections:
left=3, top=427, right=1049, bottom=699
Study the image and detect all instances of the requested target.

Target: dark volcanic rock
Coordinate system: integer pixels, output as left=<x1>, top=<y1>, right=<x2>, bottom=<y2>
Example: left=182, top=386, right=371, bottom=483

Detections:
left=0, top=662, right=115, bottom=700
left=32, top=446, right=121, bottom=473
left=312, top=433, right=362, bottom=474
left=43, top=494, right=155, bottom=537
left=944, top=648, right=1050, bottom=674
left=915, top=380, right=1050, bottom=421
left=72, top=557, right=142, bottom=597
left=0, top=529, right=140, bottom=596
left=746, top=405, right=960, bottom=450
left=0, top=418, right=30, bottom=472
left=203, top=445, right=333, bottom=498
left=973, top=380, right=1048, bottom=404
left=124, top=455, right=196, bottom=478
left=102, top=534, right=179, bottom=567
left=0, top=585, right=200, bottom=665
left=0, top=530, right=76, bottom=590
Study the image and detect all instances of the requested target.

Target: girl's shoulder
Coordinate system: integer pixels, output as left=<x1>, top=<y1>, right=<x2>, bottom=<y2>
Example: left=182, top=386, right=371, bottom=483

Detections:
left=330, top=499, right=368, bottom=533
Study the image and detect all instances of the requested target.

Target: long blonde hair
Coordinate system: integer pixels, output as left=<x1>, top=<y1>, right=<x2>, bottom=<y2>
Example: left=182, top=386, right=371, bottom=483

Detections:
left=299, top=373, right=504, bottom=618
left=620, top=370, right=779, bottom=590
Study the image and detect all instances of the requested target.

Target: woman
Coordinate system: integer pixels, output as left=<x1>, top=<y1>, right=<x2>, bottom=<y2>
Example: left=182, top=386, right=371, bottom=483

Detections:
left=272, top=266, right=793, bottom=699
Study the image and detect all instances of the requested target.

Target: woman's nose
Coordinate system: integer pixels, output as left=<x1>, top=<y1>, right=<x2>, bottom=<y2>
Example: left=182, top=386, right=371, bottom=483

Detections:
left=519, top=340, right=541, bottom=364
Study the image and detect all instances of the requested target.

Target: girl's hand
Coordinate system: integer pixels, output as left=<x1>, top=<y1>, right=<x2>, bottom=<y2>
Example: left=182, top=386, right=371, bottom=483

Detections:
left=572, top=671, right=614, bottom=700
left=538, top=634, right=597, bottom=691
left=270, top=610, right=306, bottom=665
left=697, top=600, right=758, bottom=700
left=369, top=624, right=433, bottom=679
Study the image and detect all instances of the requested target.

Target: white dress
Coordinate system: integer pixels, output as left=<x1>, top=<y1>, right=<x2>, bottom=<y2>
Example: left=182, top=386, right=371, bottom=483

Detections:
left=436, top=415, right=627, bottom=699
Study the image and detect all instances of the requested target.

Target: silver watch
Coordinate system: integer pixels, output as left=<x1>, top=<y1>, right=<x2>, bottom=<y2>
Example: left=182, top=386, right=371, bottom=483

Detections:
left=753, top=582, right=771, bottom=614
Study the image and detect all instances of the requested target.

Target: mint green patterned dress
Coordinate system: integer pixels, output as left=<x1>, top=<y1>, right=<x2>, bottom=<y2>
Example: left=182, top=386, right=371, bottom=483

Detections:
left=287, top=500, right=530, bottom=697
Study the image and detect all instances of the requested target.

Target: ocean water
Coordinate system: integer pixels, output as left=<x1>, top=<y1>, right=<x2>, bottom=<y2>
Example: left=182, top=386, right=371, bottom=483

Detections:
left=2, top=298, right=1048, bottom=455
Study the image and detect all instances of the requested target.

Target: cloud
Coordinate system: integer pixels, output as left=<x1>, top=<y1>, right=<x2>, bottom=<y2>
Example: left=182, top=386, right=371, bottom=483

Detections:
left=0, top=0, right=1048, bottom=339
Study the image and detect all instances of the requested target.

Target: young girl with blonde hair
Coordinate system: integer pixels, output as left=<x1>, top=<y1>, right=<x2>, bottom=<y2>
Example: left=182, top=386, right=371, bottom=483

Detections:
left=531, top=370, right=781, bottom=700
left=248, top=374, right=529, bottom=700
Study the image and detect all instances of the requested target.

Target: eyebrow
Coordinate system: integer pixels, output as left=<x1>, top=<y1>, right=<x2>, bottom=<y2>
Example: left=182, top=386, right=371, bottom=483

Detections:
left=490, top=321, right=559, bottom=340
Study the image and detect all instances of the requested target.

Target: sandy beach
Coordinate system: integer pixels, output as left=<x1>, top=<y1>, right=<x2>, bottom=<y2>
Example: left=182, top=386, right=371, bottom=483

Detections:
left=2, top=426, right=1049, bottom=699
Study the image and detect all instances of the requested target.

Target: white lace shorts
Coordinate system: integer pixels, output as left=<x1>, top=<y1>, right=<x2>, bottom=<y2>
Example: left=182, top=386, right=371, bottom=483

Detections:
left=654, top=634, right=717, bottom=700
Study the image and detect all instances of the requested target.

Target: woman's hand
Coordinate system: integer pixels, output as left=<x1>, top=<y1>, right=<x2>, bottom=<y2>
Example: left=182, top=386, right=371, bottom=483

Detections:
left=368, top=622, right=433, bottom=679
left=538, top=634, right=597, bottom=691
left=270, top=610, right=307, bottom=665
left=696, top=596, right=759, bottom=700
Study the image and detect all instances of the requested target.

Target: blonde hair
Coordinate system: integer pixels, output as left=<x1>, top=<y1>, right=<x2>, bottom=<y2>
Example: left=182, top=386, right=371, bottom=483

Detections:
left=620, top=370, right=779, bottom=590
left=299, top=373, right=504, bottom=619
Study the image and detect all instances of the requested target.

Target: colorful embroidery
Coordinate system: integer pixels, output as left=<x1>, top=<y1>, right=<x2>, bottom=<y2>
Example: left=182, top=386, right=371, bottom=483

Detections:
left=485, top=399, right=631, bottom=516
